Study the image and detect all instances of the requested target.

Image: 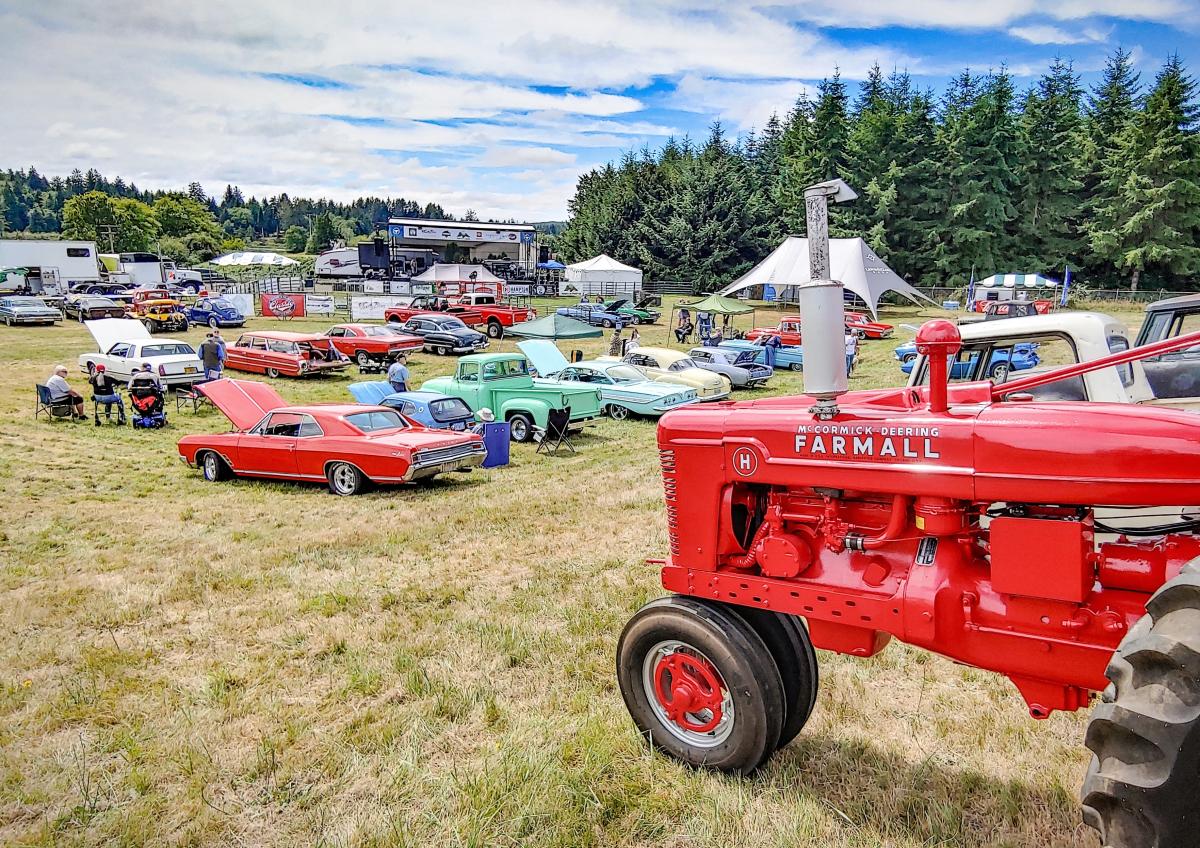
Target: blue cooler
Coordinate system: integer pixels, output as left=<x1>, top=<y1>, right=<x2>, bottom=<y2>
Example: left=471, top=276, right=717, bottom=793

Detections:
left=481, top=421, right=510, bottom=468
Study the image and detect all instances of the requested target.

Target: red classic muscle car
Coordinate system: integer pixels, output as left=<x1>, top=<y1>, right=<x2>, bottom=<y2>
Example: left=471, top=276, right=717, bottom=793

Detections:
left=225, top=331, right=351, bottom=378
left=844, top=311, right=895, bottom=339
left=323, top=323, right=424, bottom=367
left=178, top=379, right=486, bottom=495
left=744, top=315, right=803, bottom=346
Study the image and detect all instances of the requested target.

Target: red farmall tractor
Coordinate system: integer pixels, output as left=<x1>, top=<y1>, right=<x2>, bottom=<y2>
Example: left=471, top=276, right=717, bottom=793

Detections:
left=617, top=294, right=1200, bottom=847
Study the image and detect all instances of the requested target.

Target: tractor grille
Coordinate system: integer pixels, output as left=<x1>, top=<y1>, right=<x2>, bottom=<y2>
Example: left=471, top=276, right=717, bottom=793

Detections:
left=413, top=443, right=482, bottom=467
left=659, top=449, right=680, bottom=557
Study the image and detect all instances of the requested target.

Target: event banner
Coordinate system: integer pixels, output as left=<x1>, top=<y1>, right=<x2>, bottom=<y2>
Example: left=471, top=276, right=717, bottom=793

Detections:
left=350, top=295, right=410, bottom=321
left=260, top=293, right=306, bottom=318
left=388, top=223, right=534, bottom=245
left=224, top=293, right=254, bottom=318
left=305, top=295, right=335, bottom=315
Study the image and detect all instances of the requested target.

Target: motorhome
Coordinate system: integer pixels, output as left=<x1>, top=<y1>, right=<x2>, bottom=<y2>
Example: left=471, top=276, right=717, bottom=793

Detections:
left=0, top=238, right=100, bottom=297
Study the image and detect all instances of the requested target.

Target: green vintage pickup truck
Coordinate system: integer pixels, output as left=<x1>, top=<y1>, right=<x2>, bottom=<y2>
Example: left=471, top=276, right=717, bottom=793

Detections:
left=422, top=352, right=604, bottom=442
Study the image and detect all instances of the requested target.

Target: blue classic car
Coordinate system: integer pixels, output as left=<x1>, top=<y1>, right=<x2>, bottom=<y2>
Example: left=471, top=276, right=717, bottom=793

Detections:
left=186, top=296, right=245, bottom=329
left=894, top=340, right=1040, bottom=379
left=347, top=382, right=477, bottom=430
left=717, top=338, right=804, bottom=371
left=517, top=340, right=698, bottom=419
left=555, top=302, right=625, bottom=328
left=0, top=295, right=62, bottom=326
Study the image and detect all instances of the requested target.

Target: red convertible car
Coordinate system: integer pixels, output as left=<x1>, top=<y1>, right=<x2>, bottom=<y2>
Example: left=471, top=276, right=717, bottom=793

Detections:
left=844, top=311, right=894, bottom=339
left=178, top=379, right=486, bottom=495
left=323, top=323, right=423, bottom=367
left=226, top=331, right=351, bottom=378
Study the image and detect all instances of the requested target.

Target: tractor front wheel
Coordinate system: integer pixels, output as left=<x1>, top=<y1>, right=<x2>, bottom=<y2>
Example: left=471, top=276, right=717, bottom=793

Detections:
left=1082, top=560, right=1200, bottom=847
left=732, top=608, right=818, bottom=750
left=616, top=595, right=785, bottom=774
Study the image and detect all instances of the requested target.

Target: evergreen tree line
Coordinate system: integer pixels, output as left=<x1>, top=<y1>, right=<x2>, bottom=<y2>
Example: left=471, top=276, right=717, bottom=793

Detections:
left=0, top=168, right=450, bottom=246
left=557, top=50, right=1200, bottom=292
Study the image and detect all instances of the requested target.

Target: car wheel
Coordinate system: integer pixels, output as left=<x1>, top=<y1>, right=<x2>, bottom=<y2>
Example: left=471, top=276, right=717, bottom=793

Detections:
left=87, top=287, right=102, bottom=295
left=4, top=316, right=12, bottom=326
left=208, top=317, right=219, bottom=329
left=508, top=412, right=533, bottom=442
left=487, top=321, right=503, bottom=339
left=902, top=354, right=917, bottom=364
left=989, top=362, right=1010, bottom=381
left=85, top=361, right=96, bottom=375
left=143, top=319, right=154, bottom=333
left=266, top=367, right=281, bottom=379
left=200, top=451, right=231, bottom=482
left=602, top=319, right=614, bottom=328
left=789, top=363, right=803, bottom=372
left=355, top=350, right=371, bottom=367
left=608, top=404, right=630, bottom=420
left=78, top=311, right=86, bottom=323
left=327, top=461, right=366, bottom=496
left=436, top=345, right=448, bottom=356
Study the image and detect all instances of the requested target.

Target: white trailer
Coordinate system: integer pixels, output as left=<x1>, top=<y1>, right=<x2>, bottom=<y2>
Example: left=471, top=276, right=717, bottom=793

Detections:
left=100, top=252, right=169, bottom=287
left=0, top=238, right=100, bottom=295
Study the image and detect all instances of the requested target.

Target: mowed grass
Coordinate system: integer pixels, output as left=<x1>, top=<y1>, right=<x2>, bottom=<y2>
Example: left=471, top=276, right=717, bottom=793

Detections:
left=0, top=297, right=1146, bottom=847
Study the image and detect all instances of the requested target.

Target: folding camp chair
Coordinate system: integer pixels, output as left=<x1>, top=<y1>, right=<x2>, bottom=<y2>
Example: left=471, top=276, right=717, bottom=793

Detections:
left=536, top=406, right=576, bottom=455
left=34, top=384, right=74, bottom=421
left=175, top=385, right=212, bottom=413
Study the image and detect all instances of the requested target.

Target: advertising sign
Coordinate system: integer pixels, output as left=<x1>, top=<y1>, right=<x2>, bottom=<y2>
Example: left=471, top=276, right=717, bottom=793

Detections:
left=305, top=295, right=336, bottom=315
left=224, top=293, right=254, bottom=318
left=350, top=295, right=411, bottom=321
left=507, top=283, right=531, bottom=297
left=260, top=293, right=306, bottom=318
left=388, top=223, right=534, bottom=245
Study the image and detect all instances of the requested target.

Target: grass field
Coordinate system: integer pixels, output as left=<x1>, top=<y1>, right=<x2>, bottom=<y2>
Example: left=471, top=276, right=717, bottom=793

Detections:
left=0, top=298, right=1146, bottom=847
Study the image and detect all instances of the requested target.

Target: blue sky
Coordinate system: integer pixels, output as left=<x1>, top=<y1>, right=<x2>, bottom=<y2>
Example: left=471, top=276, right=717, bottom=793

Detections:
left=1, top=1, right=1197, bottom=221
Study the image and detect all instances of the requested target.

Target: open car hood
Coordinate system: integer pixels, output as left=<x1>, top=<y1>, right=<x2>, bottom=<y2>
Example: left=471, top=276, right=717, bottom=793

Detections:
left=85, top=317, right=149, bottom=352
left=517, top=339, right=571, bottom=376
left=197, top=378, right=287, bottom=430
left=347, top=381, right=392, bottom=405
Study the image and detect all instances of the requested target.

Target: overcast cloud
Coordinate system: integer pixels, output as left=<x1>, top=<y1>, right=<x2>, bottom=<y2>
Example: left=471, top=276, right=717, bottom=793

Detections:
left=1, top=1, right=1196, bottom=220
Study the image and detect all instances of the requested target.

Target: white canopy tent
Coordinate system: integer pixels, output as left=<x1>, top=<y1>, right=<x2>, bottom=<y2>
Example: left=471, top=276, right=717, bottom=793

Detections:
left=411, top=263, right=503, bottom=284
left=564, top=254, right=643, bottom=295
left=211, top=251, right=298, bottom=267
left=719, top=237, right=934, bottom=318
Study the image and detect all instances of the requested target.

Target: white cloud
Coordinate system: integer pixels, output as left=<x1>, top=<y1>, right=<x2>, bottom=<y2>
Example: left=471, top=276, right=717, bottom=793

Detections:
left=770, top=0, right=1192, bottom=29
left=1008, top=22, right=1113, bottom=43
left=672, top=75, right=812, bottom=131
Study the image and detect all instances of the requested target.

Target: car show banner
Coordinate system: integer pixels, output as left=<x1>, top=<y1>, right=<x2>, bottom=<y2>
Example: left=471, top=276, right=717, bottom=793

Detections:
left=305, top=295, right=335, bottom=315
left=388, top=223, right=534, bottom=244
left=507, top=283, right=531, bottom=296
left=225, top=293, right=254, bottom=318
left=260, top=293, right=306, bottom=318
left=350, top=295, right=410, bottom=321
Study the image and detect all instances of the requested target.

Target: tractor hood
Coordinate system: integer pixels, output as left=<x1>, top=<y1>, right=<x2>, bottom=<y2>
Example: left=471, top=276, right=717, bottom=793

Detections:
left=85, top=317, right=150, bottom=352
left=198, top=378, right=288, bottom=430
left=517, top=339, right=570, bottom=376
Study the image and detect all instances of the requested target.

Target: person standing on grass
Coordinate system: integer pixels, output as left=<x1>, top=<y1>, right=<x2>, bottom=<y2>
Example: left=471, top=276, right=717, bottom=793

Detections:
left=387, top=354, right=410, bottom=393
left=198, top=333, right=224, bottom=382
left=47, top=364, right=86, bottom=419
left=763, top=333, right=781, bottom=369
left=627, top=328, right=641, bottom=352
left=845, top=328, right=859, bottom=375
left=88, top=363, right=126, bottom=424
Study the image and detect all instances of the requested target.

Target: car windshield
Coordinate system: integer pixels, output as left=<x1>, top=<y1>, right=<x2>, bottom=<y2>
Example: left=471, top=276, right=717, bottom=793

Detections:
left=482, top=359, right=528, bottom=379
left=605, top=365, right=644, bottom=383
left=210, top=298, right=235, bottom=309
left=359, top=326, right=392, bottom=337
left=9, top=297, right=47, bottom=306
left=429, top=398, right=473, bottom=421
left=140, top=343, right=194, bottom=357
left=86, top=297, right=116, bottom=307
left=669, top=359, right=698, bottom=371
left=346, top=409, right=409, bottom=432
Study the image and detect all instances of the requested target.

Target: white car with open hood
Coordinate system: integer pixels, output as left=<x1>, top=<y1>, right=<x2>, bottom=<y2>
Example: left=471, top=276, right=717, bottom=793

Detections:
left=79, top=318, right=202, bottom=385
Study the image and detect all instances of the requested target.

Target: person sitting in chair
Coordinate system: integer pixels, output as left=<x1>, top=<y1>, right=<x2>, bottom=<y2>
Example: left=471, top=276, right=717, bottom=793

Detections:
left=128, top=362, right=162, bottom=389
left=471, top=407, right=495, bottom=435
left=674, top=318, right=695, bottom=344
left=47, top=364, right=86, bottom=420
left=88, top=364, right=126, bottom=425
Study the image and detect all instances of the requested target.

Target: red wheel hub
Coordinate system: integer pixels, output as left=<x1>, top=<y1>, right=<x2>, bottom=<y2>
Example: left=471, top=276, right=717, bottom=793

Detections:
left=653, top=651, right=725, bottom=733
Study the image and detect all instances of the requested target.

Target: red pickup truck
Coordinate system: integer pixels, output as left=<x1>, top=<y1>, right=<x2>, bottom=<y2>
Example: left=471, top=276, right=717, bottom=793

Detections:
left=385, top=293, right=535, bottom=339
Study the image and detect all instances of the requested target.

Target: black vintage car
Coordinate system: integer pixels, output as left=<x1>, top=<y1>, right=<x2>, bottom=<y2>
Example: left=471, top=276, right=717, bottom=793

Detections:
left=393, top=313, right=489, bottom=356
left=64, top=295, right=128, bottom=322
left=1135, top=293, right=1200, bottom=404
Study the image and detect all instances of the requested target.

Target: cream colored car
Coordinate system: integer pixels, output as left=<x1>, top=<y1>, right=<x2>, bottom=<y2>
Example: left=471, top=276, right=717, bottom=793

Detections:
left=613, top=346, right=732, bottom=401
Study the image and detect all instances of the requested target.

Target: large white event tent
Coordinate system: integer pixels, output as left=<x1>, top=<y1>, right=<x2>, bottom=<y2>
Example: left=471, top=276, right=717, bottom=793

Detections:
left=211, top=251, right=299, bottom=267
left=564, top=254, right=643, bottom=293
left=719, top=237, right=934, bottom=317
left=412, top=263, right=504, bottom=285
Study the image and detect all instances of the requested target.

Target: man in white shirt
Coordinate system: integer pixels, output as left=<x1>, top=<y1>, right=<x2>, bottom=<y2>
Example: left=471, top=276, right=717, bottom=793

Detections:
left=845, top=330, right=859, bottom=376
left=47, top=365, right=86, bottom=419
left=387, top=354, right=410, bottom=393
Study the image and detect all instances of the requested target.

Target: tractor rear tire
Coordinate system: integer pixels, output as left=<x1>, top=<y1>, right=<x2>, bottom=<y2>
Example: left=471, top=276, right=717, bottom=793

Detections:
left=616, top=595, right=785, bottom=774
left=732, top=608, right=819, bottom=750
left=1081, top=560, right=1200, bottom=847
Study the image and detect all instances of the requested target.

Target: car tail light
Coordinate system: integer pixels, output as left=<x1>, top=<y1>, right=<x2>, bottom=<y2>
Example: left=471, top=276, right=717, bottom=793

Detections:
left=158, top=364, right=167, bottom=376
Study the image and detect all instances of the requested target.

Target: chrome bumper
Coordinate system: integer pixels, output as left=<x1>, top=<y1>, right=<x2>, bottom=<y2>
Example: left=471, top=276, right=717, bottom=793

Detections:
left=403, top=446, right=487, bottom=481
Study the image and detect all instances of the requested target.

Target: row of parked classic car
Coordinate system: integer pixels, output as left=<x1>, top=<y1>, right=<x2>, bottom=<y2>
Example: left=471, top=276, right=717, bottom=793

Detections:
left=0, top=289, right=247, bottom=331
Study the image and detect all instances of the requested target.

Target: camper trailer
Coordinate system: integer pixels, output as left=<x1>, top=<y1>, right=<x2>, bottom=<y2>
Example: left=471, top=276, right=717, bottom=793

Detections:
left=0, top=238, right=100, bottom=297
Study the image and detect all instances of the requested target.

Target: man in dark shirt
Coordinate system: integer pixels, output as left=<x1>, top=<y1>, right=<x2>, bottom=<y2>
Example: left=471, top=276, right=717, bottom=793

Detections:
left=198, top=333, right=225, bottom=381
left=88, top=364, right=126, bottom=425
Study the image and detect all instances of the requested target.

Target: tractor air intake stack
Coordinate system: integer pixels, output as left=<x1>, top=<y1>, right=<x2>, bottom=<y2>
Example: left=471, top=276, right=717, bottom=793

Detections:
left=800, top=179, right=857, bottom=419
